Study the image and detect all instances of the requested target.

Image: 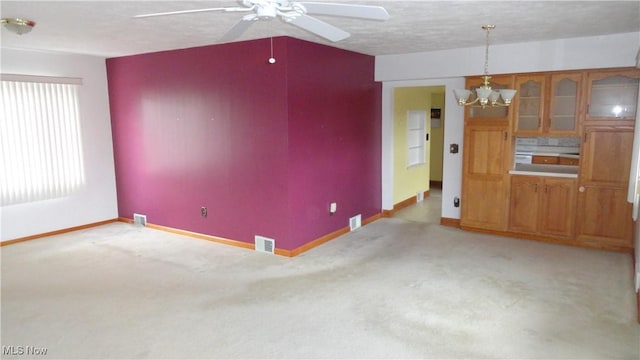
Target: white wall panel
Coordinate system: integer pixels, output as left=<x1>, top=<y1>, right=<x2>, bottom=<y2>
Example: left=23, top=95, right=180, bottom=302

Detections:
left=1, top=48, right=117, bottom=241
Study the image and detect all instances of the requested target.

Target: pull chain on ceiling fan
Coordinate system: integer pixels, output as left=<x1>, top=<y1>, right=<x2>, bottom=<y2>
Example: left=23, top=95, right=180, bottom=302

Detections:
left=134, top=0, right=390, bottom=43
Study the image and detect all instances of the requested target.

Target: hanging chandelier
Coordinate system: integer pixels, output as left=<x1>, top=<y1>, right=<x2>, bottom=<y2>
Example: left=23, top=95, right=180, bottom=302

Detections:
left=453, top=25, right=517, bottom=108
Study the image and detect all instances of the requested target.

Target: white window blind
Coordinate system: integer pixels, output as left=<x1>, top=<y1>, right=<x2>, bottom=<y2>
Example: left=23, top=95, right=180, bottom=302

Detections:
left=1, top=76, right=85, bottom=205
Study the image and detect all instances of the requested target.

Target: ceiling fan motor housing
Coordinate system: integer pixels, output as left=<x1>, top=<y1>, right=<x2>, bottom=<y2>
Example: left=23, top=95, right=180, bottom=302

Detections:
left=256, top=4, right=277, bottom=19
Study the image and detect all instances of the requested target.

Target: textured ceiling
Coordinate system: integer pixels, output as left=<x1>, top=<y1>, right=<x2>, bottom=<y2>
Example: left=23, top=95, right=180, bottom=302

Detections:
left=1, top=1, right=639, bottom=58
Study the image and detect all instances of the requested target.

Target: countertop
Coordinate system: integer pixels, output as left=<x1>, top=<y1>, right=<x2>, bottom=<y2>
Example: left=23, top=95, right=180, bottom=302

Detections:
left=530, top=153, right=580, bottom=159
left=510, top=164, right=579, bottom=178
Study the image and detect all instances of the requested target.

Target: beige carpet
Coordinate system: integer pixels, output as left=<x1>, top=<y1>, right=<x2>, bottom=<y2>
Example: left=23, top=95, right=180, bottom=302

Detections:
left=1, top=208, right=639, bottom=358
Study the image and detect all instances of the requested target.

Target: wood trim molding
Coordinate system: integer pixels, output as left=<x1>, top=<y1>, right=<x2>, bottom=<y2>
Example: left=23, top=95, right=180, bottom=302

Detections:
left=440, top=217, right=461, bottom=228
left=1, top=219, right=120, bottom=247
left=363, top=213, right=383, bottom=225
left=394, top=196, right=417, bottom=212
left=284, top=213, right=384, bottom=257
left=144, top=222, right=255, bottom=251
left=460, top=225, right=634, bottom=254
left=117, top=213, right=384, bottom=257
left=383, top=192, right=431, bottom=217
left=283, top=226, right=351, bottom=257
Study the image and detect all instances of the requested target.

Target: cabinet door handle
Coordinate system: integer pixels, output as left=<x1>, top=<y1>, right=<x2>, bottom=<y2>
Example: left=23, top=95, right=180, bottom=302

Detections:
left=579, top=186, right=585, bottom=193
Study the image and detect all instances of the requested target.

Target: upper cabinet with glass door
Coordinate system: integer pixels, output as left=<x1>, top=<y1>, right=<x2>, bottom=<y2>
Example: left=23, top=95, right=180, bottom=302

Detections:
left=585, top=69, right=640, bottom=125
left=514, top=75, right=545, bottom=134
left=548, top=73, right=582, bottom=135
left=465, top=74, right=515, bottom=124
left=514, top=72, right=582, bottom=136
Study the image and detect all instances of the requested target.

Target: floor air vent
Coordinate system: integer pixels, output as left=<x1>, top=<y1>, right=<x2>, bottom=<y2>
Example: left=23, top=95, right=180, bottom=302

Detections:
left=349, top=214, right=362, bottom=231
left=254, top=235, right=275, bottom=254
left=133, top=213, right=147, bottom=227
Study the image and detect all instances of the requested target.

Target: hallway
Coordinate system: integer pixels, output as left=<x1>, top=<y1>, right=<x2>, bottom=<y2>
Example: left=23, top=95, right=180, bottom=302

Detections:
left=393, top=187, right=442, bottom=224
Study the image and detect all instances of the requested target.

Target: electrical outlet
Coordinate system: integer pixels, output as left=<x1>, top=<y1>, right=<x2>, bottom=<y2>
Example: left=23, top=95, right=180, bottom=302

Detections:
left=454, top=197, right=460, bottom=208
left=201, top=206, right=207, bottom=217
left=330, top=202, right=337, bottom=215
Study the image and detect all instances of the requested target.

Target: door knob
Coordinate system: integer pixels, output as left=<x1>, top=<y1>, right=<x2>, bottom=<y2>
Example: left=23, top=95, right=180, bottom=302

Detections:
left=579, top=186, right=585, bottom=192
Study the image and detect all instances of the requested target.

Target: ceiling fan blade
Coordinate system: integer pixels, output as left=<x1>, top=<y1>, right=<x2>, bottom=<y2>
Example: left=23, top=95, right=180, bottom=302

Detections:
left=287, top=15, right=350, bottom=42
left=134, top=7, right=250, bottom=19
left=219, top=18, right=255, bottom=42
left=296, top=2, right=390, bottom=20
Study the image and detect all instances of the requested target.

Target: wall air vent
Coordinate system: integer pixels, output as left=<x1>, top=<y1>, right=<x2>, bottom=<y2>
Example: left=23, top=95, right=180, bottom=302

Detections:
left=254, top=235, right=275, bottom=254
left=133, top=213, right=147, bottom=227
left=349, top=214, right=362, bottom=231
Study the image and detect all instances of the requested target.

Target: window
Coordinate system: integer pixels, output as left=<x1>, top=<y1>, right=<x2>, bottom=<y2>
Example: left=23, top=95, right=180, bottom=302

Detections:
left=1, top=74, right=85, bottom=205
left=406, top=110, right=426, bottom=167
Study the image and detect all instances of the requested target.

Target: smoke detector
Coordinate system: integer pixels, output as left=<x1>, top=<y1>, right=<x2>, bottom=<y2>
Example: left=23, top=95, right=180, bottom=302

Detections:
left=1, top=18, right=36, bottom=35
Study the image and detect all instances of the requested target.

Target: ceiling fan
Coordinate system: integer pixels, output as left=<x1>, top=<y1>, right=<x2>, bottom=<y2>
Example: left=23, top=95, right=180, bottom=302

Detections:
left=134, top=0, right=390, bottom=43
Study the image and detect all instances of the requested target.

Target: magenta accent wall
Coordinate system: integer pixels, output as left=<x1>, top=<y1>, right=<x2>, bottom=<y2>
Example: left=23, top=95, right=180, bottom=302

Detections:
left=107, top=37, right=381, bottom=251
left=285, top=40, right=381, bottom=247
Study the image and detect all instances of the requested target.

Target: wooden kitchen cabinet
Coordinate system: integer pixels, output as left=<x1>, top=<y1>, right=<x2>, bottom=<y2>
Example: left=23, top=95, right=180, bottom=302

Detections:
left=462, top=67, right=636, bottom=253
left=585, top=69, right=640, bottom=125
left=461, top=125, right=511, bottom=231
left=576, top=186, right=633, bottom=247
left=576, top=126, right=634, bottom=248
left=558, top=156, right=579, bottom=166
left=513, top=75, right=545, bottom=133
left=509, top=176, right=540, bottom=233
left=532, top=155, right=559, bottom=165
left=514, top=72, right=582, bottom=136
left=509, top=175, right=576, bottom=237
left=531, top=155, right=579, bottom=165
left=539, top=177, right=577, bottom=237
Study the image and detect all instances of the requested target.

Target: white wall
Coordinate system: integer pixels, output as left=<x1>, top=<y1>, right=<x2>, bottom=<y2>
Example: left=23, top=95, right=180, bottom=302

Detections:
left=377, top=32, right=640, bottom=219
left=1, top=48, right=118, bottom=241
left=630, top=83, right=640, bottom=293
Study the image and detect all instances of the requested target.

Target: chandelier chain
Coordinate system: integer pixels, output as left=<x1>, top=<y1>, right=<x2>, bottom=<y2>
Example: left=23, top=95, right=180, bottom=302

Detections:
left=484, top=26, right=491, bottom=76
left=270, top=21, right=274, bottom=58
left=453, top=24, right=516, bottom=108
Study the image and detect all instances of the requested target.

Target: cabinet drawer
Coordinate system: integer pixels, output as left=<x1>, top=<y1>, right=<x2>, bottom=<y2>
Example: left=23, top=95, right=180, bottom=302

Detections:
left=532, top=155, right=559, bottom=164
left=558, top=157, right=579, bottom=165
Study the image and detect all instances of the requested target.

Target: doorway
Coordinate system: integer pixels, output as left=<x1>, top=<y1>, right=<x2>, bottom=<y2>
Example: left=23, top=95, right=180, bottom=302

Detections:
left=381, top=78, right=465, bottom=223
left=391, top=86, right=445, bottom=213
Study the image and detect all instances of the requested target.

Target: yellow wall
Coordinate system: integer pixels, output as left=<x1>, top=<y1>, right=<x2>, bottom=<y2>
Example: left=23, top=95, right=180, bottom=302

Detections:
left=430, top=90, right=445, bottom=181
left=393, top=87, right=431, bottom=204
